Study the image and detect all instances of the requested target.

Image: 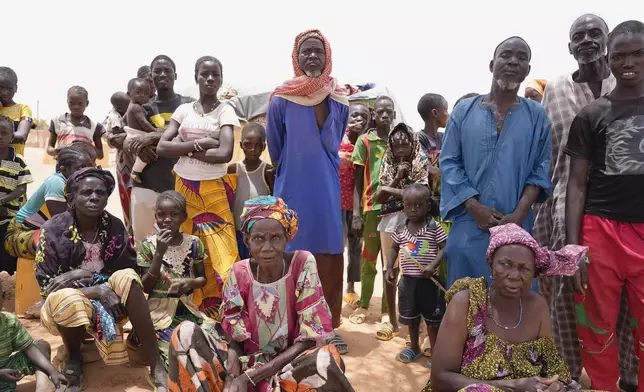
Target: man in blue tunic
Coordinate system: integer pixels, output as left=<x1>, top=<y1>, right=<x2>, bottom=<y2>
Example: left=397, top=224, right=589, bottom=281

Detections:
left=440, top=37, right=553, bottom=286
left=266, top=29, right=349, bottom=351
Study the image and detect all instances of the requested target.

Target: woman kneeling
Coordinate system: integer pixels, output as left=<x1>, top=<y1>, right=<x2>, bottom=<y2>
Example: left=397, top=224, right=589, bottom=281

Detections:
left=168, top=196, right=355, bottom=392
left=35, top=168, right=168, bottom=392
left=427, top=223, right=587, bottom=392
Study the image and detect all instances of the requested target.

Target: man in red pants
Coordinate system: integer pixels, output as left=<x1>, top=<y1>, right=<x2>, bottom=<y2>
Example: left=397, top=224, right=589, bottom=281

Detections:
left=565, top=20, right=644, bottom=391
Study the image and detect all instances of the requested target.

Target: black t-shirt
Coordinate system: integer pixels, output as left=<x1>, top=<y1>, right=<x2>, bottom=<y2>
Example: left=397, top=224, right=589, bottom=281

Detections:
left=564, top=95, right=644, bottom=222
left=134, top=94, right=194, bottom=193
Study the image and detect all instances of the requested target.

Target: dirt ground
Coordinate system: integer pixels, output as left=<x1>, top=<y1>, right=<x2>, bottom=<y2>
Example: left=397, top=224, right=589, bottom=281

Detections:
left=13, top=147, right=431, bottom=392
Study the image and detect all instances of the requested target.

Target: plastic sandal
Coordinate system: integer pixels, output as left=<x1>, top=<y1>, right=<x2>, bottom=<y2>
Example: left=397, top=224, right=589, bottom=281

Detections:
left=396, top=348, right=423, bottom=363
left=343, top=292, right=360, bottom=309
left=326, top=332, right=349, bottom=355
left=147, top=374, right=169, bottom=392
left=348, top=308, right=367, bottom=324
left=375, top=321, right=398, bottom=341
left=422, top=337, right=432, bottom=357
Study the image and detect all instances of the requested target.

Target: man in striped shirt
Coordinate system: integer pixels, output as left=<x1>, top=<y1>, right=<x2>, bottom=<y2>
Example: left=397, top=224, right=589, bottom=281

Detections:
left=387, top=184, right=447, bottom=363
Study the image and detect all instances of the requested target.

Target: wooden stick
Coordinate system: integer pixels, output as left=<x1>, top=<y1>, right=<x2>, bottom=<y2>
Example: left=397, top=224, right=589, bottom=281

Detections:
left=399, top=245, right=447, bottom=293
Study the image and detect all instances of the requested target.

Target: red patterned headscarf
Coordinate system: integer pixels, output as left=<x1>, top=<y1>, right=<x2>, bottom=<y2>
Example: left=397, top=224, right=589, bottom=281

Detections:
left=270, top=29, right=349, bottom=107
left=486, top=224, right=587, bottom=276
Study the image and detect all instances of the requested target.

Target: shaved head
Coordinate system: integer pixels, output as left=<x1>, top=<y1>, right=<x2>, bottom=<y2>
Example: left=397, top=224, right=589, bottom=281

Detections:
left=570, top=14, right=609, bottom=38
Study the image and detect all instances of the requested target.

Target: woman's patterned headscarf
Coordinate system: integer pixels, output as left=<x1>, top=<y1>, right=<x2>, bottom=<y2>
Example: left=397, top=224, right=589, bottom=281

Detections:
left=240, top=196, right=299, bottom=241
left=487, top=223, right=587, bottom=276
left=65, top=168, right=116, bottom=198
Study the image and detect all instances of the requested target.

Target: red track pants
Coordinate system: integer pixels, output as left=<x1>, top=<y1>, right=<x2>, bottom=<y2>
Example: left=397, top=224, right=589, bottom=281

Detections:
left=575, top=215, right=644, bottom=391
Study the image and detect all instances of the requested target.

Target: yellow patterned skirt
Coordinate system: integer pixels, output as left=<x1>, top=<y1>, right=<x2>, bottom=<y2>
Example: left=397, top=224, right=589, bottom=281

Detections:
left=40, top=268, right=141, bottom=365
left=174, top=175, right=239, bottom=320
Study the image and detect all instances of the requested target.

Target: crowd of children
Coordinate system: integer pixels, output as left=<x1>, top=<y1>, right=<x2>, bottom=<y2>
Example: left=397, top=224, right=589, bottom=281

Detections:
left=0, top=59, right=456, bottom=391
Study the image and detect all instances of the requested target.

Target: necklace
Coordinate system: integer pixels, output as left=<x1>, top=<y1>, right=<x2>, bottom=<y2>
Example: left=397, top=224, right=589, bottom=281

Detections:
left=194, top=100, right=220, bottom=116
left=254, top=258, right=286, bottom=283
left=80, top=226, right=99, bottom=243
left=487, top=294, right=523, bottom=330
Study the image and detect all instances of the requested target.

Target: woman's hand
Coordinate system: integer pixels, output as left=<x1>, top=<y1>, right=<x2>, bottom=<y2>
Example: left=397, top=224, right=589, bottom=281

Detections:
left=129, top=133, right=157, bottom=154
left=98, top=285, right=126, bottom=321
left=138, top=146, right=158, bottom=164
left=156, top=229, right=174, bottom=255
left=222, top=375, right=249, bottom=392
left=511, top=376, right=560, bottom=392
left=45, top=269, right=93, bottom=296
left=195, top=137, right=220, bottom=151
left=168, top=279, right=193, bottom=297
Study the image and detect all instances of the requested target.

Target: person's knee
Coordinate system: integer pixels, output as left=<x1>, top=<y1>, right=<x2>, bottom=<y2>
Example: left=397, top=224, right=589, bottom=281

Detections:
left=108, top=268, right=142, bottom=300
left=32, top=340, right=52, bottom=357
left=45, top=287, right=83, bottom=305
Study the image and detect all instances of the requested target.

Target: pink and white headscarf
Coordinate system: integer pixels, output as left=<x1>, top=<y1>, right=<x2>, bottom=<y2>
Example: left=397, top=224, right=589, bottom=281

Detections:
left=486, top=223, right=587, bottom=276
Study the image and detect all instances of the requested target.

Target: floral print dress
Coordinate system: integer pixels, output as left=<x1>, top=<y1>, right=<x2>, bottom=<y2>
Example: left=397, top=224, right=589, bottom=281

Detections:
left=167, top=250, right=355, bottom=392
left=137, top=233, right=214, bottom=367
left=423, top=277, right=572, bottom=392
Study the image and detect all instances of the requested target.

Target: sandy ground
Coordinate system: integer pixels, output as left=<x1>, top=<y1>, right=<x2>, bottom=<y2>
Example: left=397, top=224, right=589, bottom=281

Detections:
left=13, top=147, right=431, bottom=392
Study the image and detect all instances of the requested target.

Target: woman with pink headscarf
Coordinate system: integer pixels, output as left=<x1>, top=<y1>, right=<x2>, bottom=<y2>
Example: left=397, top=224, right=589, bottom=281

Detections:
left=266, top=30, right=350, bottom=352
left=426, top=223, right=588, bottom=392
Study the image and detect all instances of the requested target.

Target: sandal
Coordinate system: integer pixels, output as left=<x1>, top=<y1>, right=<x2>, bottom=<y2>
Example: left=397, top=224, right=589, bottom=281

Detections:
left=348, top=308, right=367, bottom=324
left=375, top=321, right=398, bottom=341
left=422, top=337, right=432, bottom=357
left=57, top=357, right=83, bottom=392
left=343, top=292, right=360, bottom=309
left=396, top=348, right=423, bottom=363
left=147, top=374, right=169, bottom=392
left=325, top=331, right=349, bottom=355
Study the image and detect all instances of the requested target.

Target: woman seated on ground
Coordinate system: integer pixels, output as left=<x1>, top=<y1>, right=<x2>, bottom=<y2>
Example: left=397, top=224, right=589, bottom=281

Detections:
left=138, top=190, right=214, bottom=368
left=4, top=145, right=93, bottom=260
left=427, top=223, right=587, bottom=392
left=35, top=168, right=168, bottom=392
left=168, top=196, right=355, bottom=392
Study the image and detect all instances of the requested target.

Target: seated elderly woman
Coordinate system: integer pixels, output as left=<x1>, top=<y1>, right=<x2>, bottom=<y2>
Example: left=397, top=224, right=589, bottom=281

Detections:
left=168, top=196, right=355, bottom=392
left=426, top=223, right=587, bottom=392
left=5, top=144, right=94, bottom=260
left=35, top=168, right=168, bottom=392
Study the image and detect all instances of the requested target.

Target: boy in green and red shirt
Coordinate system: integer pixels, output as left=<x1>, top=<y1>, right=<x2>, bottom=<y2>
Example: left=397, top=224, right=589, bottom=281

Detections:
left=350, top=96, right=394, bottom=327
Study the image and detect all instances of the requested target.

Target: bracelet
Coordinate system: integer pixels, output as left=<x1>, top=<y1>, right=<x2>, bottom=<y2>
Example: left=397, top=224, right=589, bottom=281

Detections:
left=244, top=370, right=256, bottom=386
left=193, top=140, right=204, bottom=152
left=147, top=270, right=159, bottom=279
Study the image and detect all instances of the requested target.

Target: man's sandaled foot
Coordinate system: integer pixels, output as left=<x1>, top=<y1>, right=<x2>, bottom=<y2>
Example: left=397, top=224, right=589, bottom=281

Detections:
left=375, top=321, right=398, bottom=341
left=348, top=308, right=367, bottom=324
left=343, top=292, right=360, bottom=309
left=396, top=348, right=423, bottom=363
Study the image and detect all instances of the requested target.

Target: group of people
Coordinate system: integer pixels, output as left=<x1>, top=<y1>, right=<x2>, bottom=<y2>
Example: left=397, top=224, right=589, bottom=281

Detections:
left=0, top=12, right=642, bottom=392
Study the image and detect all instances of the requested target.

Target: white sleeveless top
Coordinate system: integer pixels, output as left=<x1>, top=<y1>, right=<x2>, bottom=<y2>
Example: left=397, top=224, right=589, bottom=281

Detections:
left=233, top=161, right=270, bottom=230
